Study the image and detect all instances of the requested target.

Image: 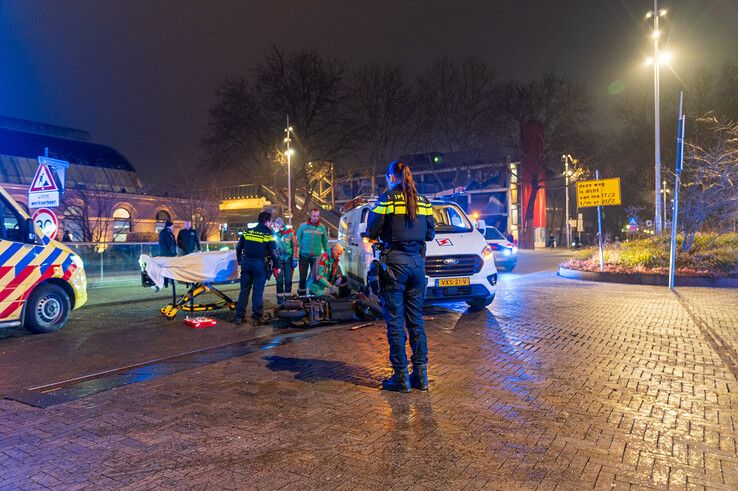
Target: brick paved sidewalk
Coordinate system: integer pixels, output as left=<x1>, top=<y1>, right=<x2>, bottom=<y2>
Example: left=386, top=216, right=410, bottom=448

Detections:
left=1, top=274, right=736, bottom=490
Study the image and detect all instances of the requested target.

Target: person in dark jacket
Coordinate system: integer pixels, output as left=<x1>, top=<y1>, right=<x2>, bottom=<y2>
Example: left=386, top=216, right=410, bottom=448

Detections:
left=366, top=160, right=435, bottom=393
left=158, top=220, right=177, bottom=288
left=235, top=211, right=280, bottom=325
left=158, top=221, right=177, bottom=257
left=177, top=220, right=201, bottom=255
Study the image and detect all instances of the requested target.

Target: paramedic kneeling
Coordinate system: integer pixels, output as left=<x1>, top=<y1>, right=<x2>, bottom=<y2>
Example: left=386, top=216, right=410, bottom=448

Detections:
left=235, top=211, right=280, bottom=325
left=366, top=160, right=435, bottom=393
left=306, top=244, right=347, bottom=297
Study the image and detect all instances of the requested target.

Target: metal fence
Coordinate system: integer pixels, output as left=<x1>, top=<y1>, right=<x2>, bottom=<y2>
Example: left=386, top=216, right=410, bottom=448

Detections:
left=65, top=241, right=239, bottom=285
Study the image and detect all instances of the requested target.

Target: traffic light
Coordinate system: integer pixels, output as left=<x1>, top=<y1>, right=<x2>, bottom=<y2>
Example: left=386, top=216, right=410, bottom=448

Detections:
left=431, top=152, right=443, bottom=165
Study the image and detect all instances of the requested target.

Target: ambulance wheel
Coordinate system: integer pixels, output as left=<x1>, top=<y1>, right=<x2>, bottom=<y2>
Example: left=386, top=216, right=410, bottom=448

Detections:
left=466, top=295, right=494, bottom=311
left=25, top=284, right=71, bottom=333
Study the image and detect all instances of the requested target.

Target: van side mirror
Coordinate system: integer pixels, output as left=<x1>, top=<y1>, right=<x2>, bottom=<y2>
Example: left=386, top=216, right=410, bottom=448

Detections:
left=475, top=219, right=486, bottom=234
left=24, top=218, right=38, bottom=243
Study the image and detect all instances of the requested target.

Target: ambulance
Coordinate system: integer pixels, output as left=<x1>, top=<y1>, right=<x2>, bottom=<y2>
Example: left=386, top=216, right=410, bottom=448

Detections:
left=338, top=196, right=497, bottom=310
left=0, top=186, right=87, bottom=333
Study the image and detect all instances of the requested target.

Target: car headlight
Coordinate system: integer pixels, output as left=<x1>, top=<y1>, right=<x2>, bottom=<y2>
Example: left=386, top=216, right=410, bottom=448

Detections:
left=482, top=245, right=494, bottom=261
left=71, top=254, right=84, bottom=269
left=503, top=248, right=511, bottom=256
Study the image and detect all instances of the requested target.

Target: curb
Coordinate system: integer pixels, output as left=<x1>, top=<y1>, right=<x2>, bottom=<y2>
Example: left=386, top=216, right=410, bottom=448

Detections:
left=557, top=266, right=738, bottom=288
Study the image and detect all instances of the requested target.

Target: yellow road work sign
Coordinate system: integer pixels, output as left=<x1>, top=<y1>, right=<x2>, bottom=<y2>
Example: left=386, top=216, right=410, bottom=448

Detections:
left=576, top=177, right=622, bottom=208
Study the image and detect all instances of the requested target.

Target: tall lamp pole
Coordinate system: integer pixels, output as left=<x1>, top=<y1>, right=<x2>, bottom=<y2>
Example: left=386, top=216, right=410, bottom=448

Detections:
left=284, top=117, right=294, bottom=227
left=646, top=1, right=668, bottom=234
left=562, top=154, right=570, bottom=248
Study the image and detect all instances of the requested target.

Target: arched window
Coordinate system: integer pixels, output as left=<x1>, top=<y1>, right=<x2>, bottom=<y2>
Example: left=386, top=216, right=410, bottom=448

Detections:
left=112, top=207, right=132, bottom=241
left=63, top=205, right=85, bottom=242
left=155, top=210, right=171, bottom=232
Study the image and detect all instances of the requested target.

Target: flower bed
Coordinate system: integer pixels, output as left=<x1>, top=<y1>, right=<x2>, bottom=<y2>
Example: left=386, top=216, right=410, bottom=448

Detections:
left=562, top=233, right=738, bottom=278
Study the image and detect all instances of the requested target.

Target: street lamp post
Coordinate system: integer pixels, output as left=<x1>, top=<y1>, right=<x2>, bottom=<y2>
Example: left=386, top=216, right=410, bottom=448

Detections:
left=562, top=154, right=570, bottom=248
left=284, top=117, right=294, bottom=227
left=646, top=1, right=668, bottom=234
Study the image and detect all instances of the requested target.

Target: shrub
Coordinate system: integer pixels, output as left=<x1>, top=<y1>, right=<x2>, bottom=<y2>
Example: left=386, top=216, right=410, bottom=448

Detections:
left=563, top=233, right=738, bottom=276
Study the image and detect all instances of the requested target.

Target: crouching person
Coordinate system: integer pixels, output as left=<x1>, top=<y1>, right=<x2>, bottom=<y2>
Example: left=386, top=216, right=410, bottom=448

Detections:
left=306, top=244, right=348, bottom=297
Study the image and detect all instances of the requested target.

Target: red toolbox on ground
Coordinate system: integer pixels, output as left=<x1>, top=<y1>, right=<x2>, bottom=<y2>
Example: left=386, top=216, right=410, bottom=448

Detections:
left=183, top=316, right=217, bottom=329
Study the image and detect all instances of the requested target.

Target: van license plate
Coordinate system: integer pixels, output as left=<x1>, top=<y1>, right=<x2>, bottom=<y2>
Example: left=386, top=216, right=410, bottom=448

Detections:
left=437, top=278, right=470, bottom=287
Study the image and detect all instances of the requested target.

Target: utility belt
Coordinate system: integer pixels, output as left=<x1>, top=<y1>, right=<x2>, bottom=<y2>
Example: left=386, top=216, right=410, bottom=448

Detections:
left=371, top=242, right=424, bottom=294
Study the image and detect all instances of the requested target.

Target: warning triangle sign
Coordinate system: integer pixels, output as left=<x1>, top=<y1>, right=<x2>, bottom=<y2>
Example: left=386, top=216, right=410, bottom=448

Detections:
left=30, top=163, right=58, bottom=193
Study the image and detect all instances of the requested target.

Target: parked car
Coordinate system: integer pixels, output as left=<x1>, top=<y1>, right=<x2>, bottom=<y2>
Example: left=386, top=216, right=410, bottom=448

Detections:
left=483, top=226, right=518, bottom=271
left=338, top=196, right=497, bottom=310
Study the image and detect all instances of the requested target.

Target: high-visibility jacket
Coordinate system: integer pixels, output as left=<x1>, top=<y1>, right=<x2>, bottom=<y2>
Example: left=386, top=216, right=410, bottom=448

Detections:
left=366, top=190, right=435, bottom=253
left=297, top=220, right=329, bottom=258
left=275, top=228, right=298, bottom=260
left=236, top=223, right=279, bottom=265
left=307, top=252, right=341, bottom=295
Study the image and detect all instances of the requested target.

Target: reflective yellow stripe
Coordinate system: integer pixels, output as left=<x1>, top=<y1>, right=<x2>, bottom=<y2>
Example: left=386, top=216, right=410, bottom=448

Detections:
left=242, top=231, right=273, bottom=243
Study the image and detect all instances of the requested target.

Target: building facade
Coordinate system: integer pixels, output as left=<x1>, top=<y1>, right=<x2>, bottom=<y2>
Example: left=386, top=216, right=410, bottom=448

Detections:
left=0, top=116, right=220, bottom=242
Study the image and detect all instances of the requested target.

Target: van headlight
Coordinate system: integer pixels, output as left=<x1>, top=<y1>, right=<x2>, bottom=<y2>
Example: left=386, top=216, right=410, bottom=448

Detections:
left=481, top=245, right=494, bottom=261
left=512, top=246, right=518, bottom=254
left=71, top=254, right=84, bottom=269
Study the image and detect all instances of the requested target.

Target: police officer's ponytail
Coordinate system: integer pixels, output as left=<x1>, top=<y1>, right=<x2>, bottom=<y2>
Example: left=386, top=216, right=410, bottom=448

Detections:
left=388, top=160, right=419, bottom=221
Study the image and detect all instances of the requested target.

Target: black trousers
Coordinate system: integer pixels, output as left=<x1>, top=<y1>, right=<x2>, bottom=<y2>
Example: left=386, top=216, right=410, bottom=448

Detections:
left=298, top=256, right=317, bottom=290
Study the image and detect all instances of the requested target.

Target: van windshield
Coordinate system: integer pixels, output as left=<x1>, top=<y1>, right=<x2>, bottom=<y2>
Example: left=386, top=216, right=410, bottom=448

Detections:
left=432, top=203, right=473, bottom=233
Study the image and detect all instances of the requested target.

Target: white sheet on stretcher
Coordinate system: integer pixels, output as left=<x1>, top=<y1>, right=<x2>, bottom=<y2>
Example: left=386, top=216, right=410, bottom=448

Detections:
left=139, top=251, right=239, bottom=289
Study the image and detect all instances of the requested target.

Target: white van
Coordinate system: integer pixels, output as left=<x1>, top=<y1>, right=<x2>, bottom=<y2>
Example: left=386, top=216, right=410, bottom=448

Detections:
left=337, top=196, right=497, bottom=310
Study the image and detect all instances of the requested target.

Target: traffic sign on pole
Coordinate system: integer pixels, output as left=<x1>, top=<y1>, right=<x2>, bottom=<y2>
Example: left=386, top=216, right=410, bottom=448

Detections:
left=29, top=162, right=60, bottom=209
left=32, top=208, right=58, bottom=241
left=576, top=177, right=622, bottom=208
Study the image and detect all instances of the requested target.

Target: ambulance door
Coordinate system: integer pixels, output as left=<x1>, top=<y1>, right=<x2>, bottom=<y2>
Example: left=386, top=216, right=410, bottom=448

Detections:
left=0, top=197, right=40, bottom=322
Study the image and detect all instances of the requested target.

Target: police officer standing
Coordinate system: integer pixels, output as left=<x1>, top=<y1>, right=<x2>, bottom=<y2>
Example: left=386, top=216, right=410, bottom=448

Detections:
left=235, top=211, right=280, bottom=325
left=366, top=161, right=435, bottom=392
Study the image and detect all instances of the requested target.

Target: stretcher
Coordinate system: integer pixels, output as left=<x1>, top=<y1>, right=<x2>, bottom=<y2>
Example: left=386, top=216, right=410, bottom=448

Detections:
left=139, top=251, right=239, bottom=319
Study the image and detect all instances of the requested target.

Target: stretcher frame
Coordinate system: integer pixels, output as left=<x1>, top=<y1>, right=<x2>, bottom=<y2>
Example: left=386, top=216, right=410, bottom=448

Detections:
left=160, top=281, right=237, bottom=319
left=141, top=271, right=236, bottom=319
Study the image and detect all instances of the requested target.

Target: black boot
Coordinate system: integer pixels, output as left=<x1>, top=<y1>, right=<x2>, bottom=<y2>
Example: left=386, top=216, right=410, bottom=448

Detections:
left=409, top=364, right=428, bottom=391
left=381, top=366, right=410, bottom=393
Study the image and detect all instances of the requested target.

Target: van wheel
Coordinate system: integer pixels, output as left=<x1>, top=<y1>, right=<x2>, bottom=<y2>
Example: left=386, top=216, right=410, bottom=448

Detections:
left=25, top=284, right=71, bottom=333
left=466, top=295, right=494, bottom=311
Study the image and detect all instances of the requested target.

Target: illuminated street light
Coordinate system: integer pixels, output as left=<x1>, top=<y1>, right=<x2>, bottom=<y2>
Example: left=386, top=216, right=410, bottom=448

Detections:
left=284, top=119, right=294, bottom=226
left=644, top=0, right=671, bottom=234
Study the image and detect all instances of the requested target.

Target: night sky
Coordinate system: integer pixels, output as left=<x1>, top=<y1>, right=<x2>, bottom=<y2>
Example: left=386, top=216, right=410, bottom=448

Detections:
left=1, top=0, right=736, bottom=187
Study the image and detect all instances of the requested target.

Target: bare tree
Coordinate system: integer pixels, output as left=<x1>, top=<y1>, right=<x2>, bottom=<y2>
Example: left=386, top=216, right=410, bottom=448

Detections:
left=203, top=48, right=351, bottom=215
left=416, top=56, right=500, bottom=172
left=680, top=115, right=738, bottom=251
left=60, top=187, right=119, bottom=242
left=499, top=69, right=593, bottom=248
left=255, top=48, right=350, bottom=213
left=346, top=62, right=415, bottom=193
left=201, top=77, right=273, bottom=181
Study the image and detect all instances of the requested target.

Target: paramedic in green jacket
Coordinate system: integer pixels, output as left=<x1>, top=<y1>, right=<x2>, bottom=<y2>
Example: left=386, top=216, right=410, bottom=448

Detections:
left=296, top=208, right=329, bottom=293
left=307, top=244, right=346, bottom=296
